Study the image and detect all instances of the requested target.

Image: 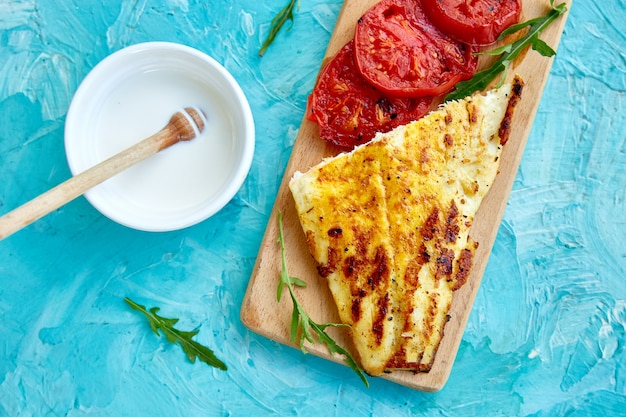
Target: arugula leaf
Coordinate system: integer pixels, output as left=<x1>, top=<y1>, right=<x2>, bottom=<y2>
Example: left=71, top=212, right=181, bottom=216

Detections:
left=276, top=212, right=369, bottom=387
left=445, top=0, right=568, bottom=102
left=125, top=297, right=227, bottom=371
left=259, top=0, right=299, bottom=56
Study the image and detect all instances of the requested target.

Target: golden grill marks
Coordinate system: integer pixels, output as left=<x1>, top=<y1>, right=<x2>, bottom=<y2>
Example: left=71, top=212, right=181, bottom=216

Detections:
left=289, top=76, right=523, bottom=376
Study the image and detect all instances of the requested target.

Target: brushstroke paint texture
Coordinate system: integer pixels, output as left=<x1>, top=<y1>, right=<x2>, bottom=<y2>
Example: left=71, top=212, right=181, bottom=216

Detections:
left=0, top=0, right=624, bottom=416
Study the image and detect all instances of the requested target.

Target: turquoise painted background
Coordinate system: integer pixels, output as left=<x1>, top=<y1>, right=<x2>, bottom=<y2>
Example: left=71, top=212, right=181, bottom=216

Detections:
left=1, top=1, right=625, bottom=415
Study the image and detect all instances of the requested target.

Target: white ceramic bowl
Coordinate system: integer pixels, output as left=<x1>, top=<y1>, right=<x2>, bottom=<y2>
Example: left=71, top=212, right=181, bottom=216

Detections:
left=65, top=42, right=254, bottom=232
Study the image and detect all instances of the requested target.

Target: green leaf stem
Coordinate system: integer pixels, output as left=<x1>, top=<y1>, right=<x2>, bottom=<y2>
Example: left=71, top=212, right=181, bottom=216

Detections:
left=125, top=297, right=227, bottom=371
left=259, top=0, right=299, bottom=56
left=445, top=0, right=568, bottom=102
left=276, top=212, right=369, bottom=387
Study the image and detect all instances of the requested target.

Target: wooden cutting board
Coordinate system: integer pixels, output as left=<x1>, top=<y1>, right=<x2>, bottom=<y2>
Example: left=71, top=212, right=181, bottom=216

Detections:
left=241, top=0, right=571, bottom=391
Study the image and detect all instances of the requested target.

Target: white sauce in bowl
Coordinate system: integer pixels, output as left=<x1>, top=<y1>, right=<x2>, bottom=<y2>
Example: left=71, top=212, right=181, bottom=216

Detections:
left=65, top=42, right=254, bottom=231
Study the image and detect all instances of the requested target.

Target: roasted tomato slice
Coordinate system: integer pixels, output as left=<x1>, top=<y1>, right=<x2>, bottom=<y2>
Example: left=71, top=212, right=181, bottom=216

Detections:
left=353, top=0, right=477, bottom=98
left=307, top=42, right=432, bottom=149
left=422, top=0, right=522, bottom=45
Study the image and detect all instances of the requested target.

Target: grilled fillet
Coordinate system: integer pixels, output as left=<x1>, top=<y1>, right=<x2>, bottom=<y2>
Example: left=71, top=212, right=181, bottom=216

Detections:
left=289, top=77, right=523, bottom=376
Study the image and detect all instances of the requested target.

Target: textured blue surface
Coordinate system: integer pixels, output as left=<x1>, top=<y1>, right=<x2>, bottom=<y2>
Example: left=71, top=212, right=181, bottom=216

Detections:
left=1, top=1, right=625, bottom=416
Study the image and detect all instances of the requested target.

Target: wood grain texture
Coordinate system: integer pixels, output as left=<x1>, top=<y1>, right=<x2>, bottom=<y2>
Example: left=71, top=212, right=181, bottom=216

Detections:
left=241, top=0, right=572, bottom=391
left=0, top=109, right=203, bottom=240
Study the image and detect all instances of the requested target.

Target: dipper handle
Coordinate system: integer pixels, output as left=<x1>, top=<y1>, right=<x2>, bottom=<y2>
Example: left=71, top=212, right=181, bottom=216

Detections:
left=0, top=107, right=206, bottom=240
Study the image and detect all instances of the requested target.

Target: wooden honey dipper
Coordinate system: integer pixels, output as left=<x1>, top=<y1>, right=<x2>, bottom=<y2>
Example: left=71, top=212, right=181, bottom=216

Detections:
left=0, top=107, right=206, bottom=240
